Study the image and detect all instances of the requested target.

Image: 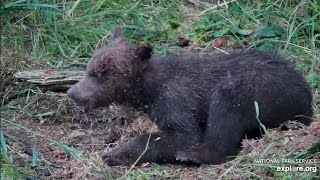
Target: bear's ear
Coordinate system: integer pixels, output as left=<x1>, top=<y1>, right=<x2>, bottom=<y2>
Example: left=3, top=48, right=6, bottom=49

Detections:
left=112, top=26, right=123, bottom=40
left=136, top=41, right=153, bottom=61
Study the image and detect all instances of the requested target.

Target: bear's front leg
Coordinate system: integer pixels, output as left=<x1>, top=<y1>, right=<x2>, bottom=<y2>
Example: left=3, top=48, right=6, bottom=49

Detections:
left=103, top=130, right=200, bottom=166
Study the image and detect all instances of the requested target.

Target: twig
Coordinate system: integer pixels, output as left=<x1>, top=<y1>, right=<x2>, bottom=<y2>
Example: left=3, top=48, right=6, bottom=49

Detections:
left=124, top=119, right=157, bottom=177
left=200, top=0, right=237, bottom=15
left=218, top=162, right=236, bottom=179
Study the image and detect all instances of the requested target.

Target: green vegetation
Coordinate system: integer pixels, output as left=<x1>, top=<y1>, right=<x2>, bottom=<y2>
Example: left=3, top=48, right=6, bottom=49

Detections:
left=1, top=130, right=23, bottom=179
left=1, top=0, right=319, bottom=179
left=2, top=0, right=319, bottom=84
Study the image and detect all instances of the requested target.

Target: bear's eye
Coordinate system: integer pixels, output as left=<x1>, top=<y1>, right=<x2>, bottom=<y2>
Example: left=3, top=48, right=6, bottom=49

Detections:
left=96, top=73, right=105, bottom=82
left=88, top=70, right=97, bottom=78
left=88, top=71, right=104, bottom=82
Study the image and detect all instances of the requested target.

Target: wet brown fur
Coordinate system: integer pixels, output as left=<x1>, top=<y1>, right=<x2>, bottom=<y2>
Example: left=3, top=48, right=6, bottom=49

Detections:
left=67, top=27, right=313, bottom=166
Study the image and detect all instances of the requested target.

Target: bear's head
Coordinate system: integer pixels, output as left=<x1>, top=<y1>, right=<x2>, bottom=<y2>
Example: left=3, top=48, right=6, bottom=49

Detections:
left=67, top=27, right=153, bottom=111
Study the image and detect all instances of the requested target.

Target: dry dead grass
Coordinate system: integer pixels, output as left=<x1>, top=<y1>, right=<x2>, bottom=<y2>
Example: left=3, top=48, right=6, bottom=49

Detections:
left=1, top=90, right=319, bottom=179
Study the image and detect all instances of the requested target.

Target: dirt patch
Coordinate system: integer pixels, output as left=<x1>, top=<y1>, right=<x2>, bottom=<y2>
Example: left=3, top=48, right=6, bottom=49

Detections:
left=1, top=91, right=159, bottom=179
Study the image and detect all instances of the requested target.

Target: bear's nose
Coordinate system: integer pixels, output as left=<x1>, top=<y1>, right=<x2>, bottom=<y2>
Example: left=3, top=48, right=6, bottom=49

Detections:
left=66, top=88, right=74, bottom=99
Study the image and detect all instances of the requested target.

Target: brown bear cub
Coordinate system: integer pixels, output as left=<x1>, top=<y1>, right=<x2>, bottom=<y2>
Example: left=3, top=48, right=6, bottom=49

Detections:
left=67, top=27, right=313, bottom=166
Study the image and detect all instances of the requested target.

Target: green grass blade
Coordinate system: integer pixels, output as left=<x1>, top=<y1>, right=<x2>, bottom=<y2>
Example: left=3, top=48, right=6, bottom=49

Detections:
left=52, top=140, right=83, bottom=161
left=1, top=170, right=6, bottom=180
left=31, top=144, right=38, bottom=167
left=32, top=111, right=55, bottom=118
left=254, top=101, right=270, bottom=136
left=0, top=130, right=8, bottom=154
left=254, top=101, right=260, bottom=118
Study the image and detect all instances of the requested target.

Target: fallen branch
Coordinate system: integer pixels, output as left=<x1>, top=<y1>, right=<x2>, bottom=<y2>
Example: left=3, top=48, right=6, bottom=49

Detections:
left=14, top=69, right=85, bottom=91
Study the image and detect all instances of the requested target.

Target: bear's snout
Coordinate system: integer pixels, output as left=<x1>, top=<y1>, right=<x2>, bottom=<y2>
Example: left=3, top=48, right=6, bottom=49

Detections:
left=66, top=87, right=74, bottom=99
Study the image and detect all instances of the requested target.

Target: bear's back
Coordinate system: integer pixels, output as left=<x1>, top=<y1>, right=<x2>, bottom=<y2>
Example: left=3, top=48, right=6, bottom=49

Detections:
left=141, top=50, right=295, bottom=103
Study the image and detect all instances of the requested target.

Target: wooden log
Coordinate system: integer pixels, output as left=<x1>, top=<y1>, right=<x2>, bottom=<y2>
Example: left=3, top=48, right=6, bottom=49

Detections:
left=13, top=69, right=85, bottom=91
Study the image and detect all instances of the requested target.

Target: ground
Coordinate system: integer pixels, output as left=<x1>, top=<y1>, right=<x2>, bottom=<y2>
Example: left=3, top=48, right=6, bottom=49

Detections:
left=1, top=86, right=319, bottom=179
left=1, top=0, right=319, bottom=179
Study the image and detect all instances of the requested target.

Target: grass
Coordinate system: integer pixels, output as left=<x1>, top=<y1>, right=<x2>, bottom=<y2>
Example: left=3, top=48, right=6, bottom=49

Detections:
left=1, top=0, right=186, bottom=65
left=1, top=0, right=319, bottom=86
left=1, top=129, right=23, bottom=180
left=1, top=0, right=319, bottom=179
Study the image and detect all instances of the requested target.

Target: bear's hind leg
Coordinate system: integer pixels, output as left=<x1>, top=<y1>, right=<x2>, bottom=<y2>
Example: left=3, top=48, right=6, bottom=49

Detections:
left=176, top=94, right=247, bottom=164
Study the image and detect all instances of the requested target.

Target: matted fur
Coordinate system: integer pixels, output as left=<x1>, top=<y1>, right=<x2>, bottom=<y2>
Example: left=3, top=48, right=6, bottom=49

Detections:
left=67, top=27, right=313, bottom=166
